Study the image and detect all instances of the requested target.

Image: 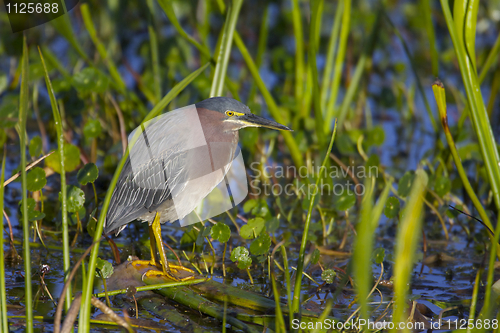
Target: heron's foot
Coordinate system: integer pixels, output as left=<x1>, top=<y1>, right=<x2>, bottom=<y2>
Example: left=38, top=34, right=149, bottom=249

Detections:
left=130, top=259, right=160, bottom=270
left=144, top=264, right=195, bottom=281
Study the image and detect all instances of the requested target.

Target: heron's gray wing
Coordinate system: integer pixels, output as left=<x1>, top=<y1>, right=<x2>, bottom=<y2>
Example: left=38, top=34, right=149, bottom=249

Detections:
left=104, top=148, right=189, bottom=235
left=103, top=108, right=199, bottom=235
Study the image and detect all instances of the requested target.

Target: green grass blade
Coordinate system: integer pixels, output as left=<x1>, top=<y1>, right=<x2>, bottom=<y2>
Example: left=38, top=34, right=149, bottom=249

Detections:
left=353, top=180, right=390, bottom=319
left=421, top=0, right=439, bottom=77
left=19, top=35, right=33, bottom=333
left=233, top=33, right=304, bottom=168
left=320, top=0, right=343, bottom=112
left=156, top=0, right=211, bottom=58
left=38, top=48, right=71, bottom=312
left=308, top=0, right=326, bottom=146
left=0, top=150, right=8, bottom=332
left=291, top=0, right=305, bottom=104
left=210, top=0, right=243, bottom=97
left=147, top=0, right=162, bottom=103
left=441, top=0, right=500, bottom=210
left=292, top=120, right=338, bottom=313
left=391, top=169, right=428, bottom=332
left=80, top=4, right=127, bottom=93
left=50, top=15, right=89, bottom=62
left=247, top=6, right=269, bottom=102
left=478, top=33, right=500, bottom=84
left=78, top=63, right=209, bottom=332
left=324, top=0, right=351, bottom=131
left=336, top=10, right=381, bottom=129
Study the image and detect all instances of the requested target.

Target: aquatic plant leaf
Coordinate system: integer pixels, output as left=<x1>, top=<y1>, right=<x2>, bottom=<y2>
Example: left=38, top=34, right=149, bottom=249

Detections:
left=18, top=198, right=45, bottom=222
left=251, top=200, right=271, bottom=218
left=29, top=136, right=42, bottom=157
left=365, top=154, right=380, bottom=177
left=0, top=101, right=17, bottom=128
left=239, top=217, right=265, bottom=239
left=83, top=119, right=102, bottom=139
left=334, top=190, right=356, bottom=211
left=384, top=197, right=400, bottom=218
left=321, top=269, right=336, bottom=284
left=398, top=171, right=415, bottom=198
left=373, top=248, right=385, bottom=264
left=250, top=232, right=271, bottom=255
left=265, top=217, right=280, bottom=233
left=59, top=186, right=85, bottom=213
left=336, top=134, right=355, bottom=155
left=311, top=248, right=321, bottom=265
left=180, top=227, right=197, bottom=245
left=95, top=258, right=114, bottom=279
left=243, top=199, right=257, bottom=213
left=26, top=167, right=47, bottom=192
left=434, top=176, right=451, bottom=197
left=367, top=126, right=385, bottom=146
left=230, top=246, right=252, bottom=269
left=46, top=144, right=80, bottom=173
left=77, top=163, right=99, bottom=185
left=211, top=222, right=231, bottom=243
left=73, top=68, right=109, bottom=94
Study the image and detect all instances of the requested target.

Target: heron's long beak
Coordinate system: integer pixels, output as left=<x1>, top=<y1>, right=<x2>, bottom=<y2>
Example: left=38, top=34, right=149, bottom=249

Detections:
left=238, top=113, right=292, bottom=131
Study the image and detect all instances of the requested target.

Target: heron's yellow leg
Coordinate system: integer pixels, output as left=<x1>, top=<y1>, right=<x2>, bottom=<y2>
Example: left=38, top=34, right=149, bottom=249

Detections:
left=148, top=212, right=194, bottom=281
left=130, top=223, right=160, bottom=269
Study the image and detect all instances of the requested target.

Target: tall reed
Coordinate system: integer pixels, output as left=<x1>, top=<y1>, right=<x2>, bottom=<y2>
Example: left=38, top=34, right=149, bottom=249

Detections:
left=19, top=35, right=33, bottom=333
left=38, top=48, right=72, bottom=312
left=0, top=150, right=8, bottom=331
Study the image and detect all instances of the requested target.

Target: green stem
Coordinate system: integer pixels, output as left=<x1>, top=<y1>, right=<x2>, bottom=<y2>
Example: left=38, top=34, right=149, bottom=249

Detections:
left=291, top=0, right=304, bottom=104
left=324, top=0, right=351, bottom=131
left=210, top=0, right=243, bottom=97
left=20, top=35, right=33, bottom=333
left=38, top=47, right=71, bottom=313
left=308, top=0, right=326, bottom=147
left=0, top=150, right=8, bottom=332
left=147, top=0, right=161, bottom=103
left=292, top=120, right=338, bottom=313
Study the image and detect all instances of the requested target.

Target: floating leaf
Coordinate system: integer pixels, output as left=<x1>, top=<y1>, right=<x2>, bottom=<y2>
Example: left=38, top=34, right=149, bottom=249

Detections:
left=321, top=269, right=337, bottom=284
left=311, top=248, right=321, bottom=265
left=73, top=68, right=109, bottom=94
left=334, top=190, right=356, bottom=211
left=83, top=119, right=102, bottom=139
left=251, top=200, right=270, bottom=218
left=398, top=171, right=415, bottom=198
left=19, top=198, right=45, bottom=222
left=367, top=126, right=385, bottom=146
left=29, top=136, right=43, bottom=157
left=434, top=176, right=451, bottom=197
left=373, top=248, right=385, bottom=264
left=59, top=186, right=85, bottom=213
left=26, top=167, right=47, bottom=192
left=384, top=197, right=400, bottom=219
left=0, top=101, right=17, bottom=128
left=46, top=144, right=80, bottom=173
left=210, top=222, right=231, bottom=243
left=250, top=232, right=271, bottom=256
left=77, top=163, right=99, bottom=185
left=365, top=154, right=380, bottom=177
left=230, top=246, right=252, bottom=269
left=239, top=217, right=265, bottom=239
left=95, top=258, right=114, bottom=278
left=265, top=217, right=280, bottom=234
left=243, top=199, right=257, bottom=213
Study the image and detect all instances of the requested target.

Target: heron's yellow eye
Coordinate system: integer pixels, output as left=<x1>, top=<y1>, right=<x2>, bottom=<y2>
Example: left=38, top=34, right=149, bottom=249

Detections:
left=226, top=111, right=235, bottom=117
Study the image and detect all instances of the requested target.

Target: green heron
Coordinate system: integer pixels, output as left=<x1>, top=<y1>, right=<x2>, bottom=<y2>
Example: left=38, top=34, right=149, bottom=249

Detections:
left=104, top=97, right=291, bottom=280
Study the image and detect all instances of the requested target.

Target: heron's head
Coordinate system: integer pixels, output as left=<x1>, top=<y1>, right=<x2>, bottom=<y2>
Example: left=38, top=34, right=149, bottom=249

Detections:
left=195, top=97, right=292, bottom=131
